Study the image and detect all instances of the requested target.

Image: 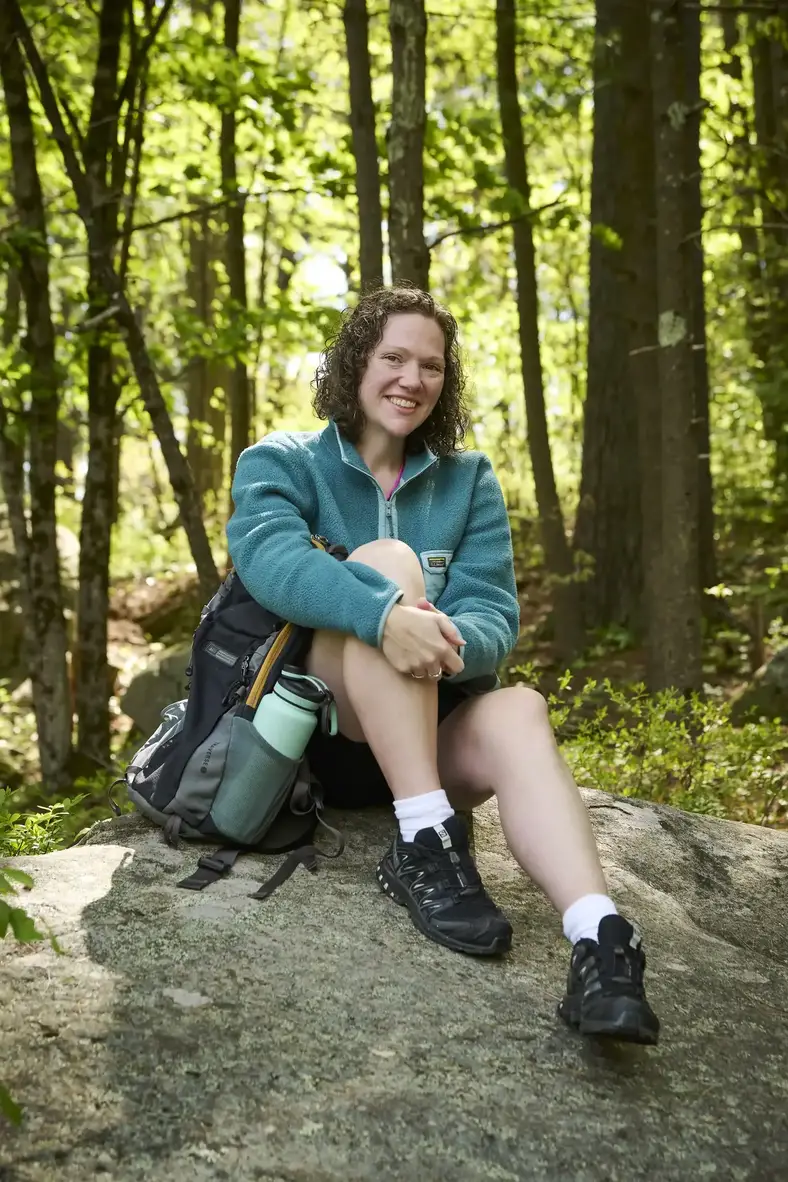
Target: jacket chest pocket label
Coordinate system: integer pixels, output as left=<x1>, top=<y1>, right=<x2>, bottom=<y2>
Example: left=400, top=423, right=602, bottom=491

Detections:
left=420, top=550, right=454, bottom=603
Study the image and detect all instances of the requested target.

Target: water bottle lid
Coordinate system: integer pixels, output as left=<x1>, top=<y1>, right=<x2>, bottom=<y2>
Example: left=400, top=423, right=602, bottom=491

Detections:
left=275, top=671, right=332, bottom=710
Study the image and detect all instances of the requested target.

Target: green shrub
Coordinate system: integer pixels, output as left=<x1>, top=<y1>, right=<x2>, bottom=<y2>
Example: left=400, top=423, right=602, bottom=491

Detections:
left=0, top=789, right=88, bottom=857
left=512, top=666, right=788, bottom=825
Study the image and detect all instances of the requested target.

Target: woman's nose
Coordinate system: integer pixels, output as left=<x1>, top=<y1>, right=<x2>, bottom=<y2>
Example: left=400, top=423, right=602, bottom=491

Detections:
left=398, top=360, right=421, bottom=389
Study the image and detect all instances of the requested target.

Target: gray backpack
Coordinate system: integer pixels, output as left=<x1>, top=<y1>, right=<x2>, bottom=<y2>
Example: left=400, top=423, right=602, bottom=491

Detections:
left=109, top=538, right=346, bottom=898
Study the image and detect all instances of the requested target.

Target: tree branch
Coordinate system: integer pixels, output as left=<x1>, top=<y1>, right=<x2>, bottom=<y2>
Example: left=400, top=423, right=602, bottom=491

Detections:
left=118, top=71, right=148, bottom=284
left=427, top=197, right=566, bottom=250
left=116, top=0, right=175, bottom=114
left=59, top=90, right=86, bottom=161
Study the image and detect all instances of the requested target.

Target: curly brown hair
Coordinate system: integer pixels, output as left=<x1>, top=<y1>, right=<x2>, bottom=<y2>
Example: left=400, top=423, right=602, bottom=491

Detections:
left=311, top=285, right=470, bottom=456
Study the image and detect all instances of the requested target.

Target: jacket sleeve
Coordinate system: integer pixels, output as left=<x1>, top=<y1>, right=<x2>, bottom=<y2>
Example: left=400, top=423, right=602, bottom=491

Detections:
left=436, top=456, right=520, bottom=683
left=226, top=437, right=403, bottom=647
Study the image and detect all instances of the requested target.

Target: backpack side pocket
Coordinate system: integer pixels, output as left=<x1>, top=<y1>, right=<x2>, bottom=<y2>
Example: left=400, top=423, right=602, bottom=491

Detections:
left=209, top=716, right=300, bottom=846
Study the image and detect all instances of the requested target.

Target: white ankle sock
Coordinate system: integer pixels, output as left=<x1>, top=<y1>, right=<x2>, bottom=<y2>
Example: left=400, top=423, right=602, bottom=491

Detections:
left=394, top=789, right=455, bottom=843
left=562, top=893, right=618, bottom=946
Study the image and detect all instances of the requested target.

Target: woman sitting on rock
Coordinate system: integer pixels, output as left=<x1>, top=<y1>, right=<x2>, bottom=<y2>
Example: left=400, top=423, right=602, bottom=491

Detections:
left=227, top=285, right=660, bottom=1045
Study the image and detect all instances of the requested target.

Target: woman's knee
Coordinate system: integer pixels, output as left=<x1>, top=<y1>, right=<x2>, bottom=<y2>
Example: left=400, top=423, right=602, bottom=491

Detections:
left=500, top=685, right=551, bottom=729
left=467, top=685, right=551, bottom=747
left=346, top=538, right=425, bottom=597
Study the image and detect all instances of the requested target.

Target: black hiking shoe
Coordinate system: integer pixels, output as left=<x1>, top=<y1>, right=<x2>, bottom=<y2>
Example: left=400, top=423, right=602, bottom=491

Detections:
left=558, top=914, right=660, bottom=1045
left=376, top=813, right=512, bottom=956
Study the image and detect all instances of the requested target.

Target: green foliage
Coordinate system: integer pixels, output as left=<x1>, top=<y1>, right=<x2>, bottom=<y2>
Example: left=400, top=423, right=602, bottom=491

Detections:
left=0, top=1082, right=23, bottom=1126
left=0, top=788, right=89, bottom=857
left=513, top=666, right=787, bottom=824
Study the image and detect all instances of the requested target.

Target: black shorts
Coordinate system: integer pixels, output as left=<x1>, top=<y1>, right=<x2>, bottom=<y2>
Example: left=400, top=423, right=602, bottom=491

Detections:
left=306, top=683, right=468, bottom=809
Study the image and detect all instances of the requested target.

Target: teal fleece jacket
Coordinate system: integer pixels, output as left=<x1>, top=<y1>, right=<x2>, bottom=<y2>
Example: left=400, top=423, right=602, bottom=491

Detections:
left=227, top=422, right=520, bottom=686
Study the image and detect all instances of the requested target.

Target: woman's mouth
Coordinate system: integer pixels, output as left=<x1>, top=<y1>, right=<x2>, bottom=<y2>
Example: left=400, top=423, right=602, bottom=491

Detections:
left=386, top=396, right=418, bottom=412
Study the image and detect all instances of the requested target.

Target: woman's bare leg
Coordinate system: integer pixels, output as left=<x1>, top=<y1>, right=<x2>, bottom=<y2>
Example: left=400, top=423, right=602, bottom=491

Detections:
left=306, top=539, right=441, bottom=800
left=436, top=686, right=608, bottom=914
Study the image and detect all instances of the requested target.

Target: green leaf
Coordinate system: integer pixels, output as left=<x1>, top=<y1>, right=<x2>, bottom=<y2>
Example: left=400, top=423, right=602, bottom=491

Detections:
left=0, top=1082, right=23, bottom=1125
left=9, top=907, right=45, bottom=943
left=590, top=222, right=623, bottom=251
left=1, top=868, right=34, bottom=889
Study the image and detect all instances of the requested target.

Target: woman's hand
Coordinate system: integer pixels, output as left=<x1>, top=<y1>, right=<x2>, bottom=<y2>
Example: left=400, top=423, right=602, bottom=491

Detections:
left=381, top=602, right=465, bottom=679
left=415, top=598, right=466, bottom=675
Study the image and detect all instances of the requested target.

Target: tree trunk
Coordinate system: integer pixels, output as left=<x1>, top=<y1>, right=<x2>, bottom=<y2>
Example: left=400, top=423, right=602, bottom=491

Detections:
left=720, top=5, right=765, bottom=342
left=344, top=0, right=384, bottom=291
left=76, top=0, right=125, bottom=767
left=388, top=0, right=429, bottom=289
left=0, top=270, right=30, bottom=618
left=222, top=0, right=251, bottom=482
left=186, top=210, right=226, bottom=513
left=681, top=0, right=717, bottom=592
left=620, top=0, right=661, bottom=664
left=649, top=0, right=703, bottom=692
left=9, top=0, right=219, bottom=599
left=749, top=4, right=788, bottom=482
left=495, top=0, right=582, bottom=662
left=573, top=0, right=642, bottom=636
left=0, top=17, right=73, bottom=790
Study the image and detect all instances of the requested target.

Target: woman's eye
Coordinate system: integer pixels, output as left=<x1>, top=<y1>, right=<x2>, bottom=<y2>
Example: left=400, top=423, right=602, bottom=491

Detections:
left=382, top=354, right=401, bottom=363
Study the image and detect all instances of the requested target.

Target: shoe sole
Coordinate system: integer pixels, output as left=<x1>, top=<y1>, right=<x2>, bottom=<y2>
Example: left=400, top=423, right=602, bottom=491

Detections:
left=558, top=998, right=660, bottom=1046
left=376, top=860, right=511, bottom=957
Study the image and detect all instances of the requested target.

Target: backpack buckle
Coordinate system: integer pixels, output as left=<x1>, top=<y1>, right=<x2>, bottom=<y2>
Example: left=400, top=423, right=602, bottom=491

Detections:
left=197, top=855, right=231, bottom=875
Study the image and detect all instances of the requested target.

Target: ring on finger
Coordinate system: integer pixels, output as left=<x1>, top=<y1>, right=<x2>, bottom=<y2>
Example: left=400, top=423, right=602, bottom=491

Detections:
left=411, top=672, right=426, bottom=680
left=429, top=671, right=442, bottom=680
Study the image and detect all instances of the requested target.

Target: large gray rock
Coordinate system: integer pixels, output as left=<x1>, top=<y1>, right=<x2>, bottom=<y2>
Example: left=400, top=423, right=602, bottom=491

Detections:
left=731, top=645, right=788, bottom=723
left=119, top=643, right=192, bottom=735
left=1, top=792, right=788, bottom=1181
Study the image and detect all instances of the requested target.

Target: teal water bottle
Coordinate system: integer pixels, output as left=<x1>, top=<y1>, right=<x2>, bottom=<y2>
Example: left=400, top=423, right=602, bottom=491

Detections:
left=252, top=667, right=337, bottom=758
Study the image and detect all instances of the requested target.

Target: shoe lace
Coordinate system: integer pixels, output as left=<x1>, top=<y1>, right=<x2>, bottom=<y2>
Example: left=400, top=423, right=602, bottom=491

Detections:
left=404, top=843, right=485, bottom=904
left=595, top=940, right=646, bottom=998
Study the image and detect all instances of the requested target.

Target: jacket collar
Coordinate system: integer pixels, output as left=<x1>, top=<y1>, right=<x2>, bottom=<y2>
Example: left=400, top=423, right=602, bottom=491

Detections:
left=326, top=421, right=437, bottom=485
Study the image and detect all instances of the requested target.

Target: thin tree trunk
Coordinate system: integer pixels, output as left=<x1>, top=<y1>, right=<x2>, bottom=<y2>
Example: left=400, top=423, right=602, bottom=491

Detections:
left=388, top=0, right=429, bottom=289
left=573, top=0, right=642, bottom=635
left=0, top=17, right=73, bottom=790
left=186, top=209, right=226, bottom=509
left=720, top=5, right=763, bottom=325
left=749, top=4, right=788, bottom=482
left=222, top=0, right=250, bottom=481
left=0, top=271, right=29, bottom=606
left=189, top=0, right=226, bottom=509
left=681, top=0, right=717, bottom=592
left=495, top=0, right=582, bottom=662
left=649, top=0, right=702, bottom=692
left=344, top=0, right=384, bottom=290
left=9, top=0, right=219, bottom=599
left=620, top=0, right=661, bottom=658
left=76, top=0, right=126, bottom=766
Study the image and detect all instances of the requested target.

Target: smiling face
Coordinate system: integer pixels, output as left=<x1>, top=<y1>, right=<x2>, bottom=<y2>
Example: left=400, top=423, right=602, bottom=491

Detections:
left=356, top=313, right=446, bottom=451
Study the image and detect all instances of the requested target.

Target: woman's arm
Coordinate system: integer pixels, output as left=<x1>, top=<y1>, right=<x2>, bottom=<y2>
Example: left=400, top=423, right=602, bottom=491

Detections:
left=436, top=456, right=520, bottom=683
left=227, top=436, right=403, bottom=646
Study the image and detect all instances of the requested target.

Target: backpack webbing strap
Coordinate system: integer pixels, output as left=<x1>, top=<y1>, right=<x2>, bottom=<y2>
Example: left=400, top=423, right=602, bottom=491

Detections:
left=248, top=808, right=346, bottom=901
left=177, top=849, right=240, bottom=891
left=176, top=809, right=346, bottom=899
left=248, top=846, right=319, bottom=900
